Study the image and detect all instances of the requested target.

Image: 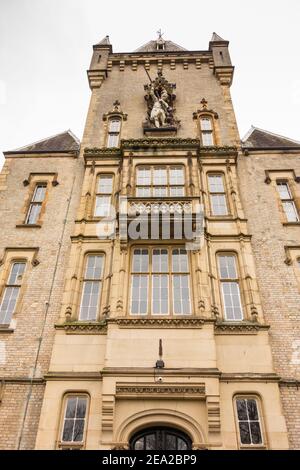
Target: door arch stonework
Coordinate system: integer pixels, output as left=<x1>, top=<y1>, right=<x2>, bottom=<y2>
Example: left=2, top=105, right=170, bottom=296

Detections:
left=114, top=409, right=206, bottom=450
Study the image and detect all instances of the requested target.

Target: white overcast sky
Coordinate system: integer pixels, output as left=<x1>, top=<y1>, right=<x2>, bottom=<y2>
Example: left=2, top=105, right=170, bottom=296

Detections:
left=1, top=0, right=300, bottom=169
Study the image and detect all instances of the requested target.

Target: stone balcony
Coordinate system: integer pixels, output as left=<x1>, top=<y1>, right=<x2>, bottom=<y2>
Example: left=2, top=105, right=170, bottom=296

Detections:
left=124, top=197, right=201, bottom=218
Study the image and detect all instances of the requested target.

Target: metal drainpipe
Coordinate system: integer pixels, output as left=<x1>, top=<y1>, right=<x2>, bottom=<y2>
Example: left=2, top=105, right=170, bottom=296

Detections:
left=17, top=169, right=78, bottom=450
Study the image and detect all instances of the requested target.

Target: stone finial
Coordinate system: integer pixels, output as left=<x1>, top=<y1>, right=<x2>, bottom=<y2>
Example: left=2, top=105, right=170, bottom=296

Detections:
left=201, top=98, right=208, bottom=110
left=113, top=100, right=121, bottom=112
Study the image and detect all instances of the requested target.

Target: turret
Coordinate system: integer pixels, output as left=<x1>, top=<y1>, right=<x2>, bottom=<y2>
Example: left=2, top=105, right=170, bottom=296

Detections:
left=87, top=35, right=112, bottom=89
left=209, top=32, right=234, bottom=86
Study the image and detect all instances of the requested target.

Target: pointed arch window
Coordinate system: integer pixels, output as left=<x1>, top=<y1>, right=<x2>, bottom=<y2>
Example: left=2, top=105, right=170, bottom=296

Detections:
left=200, top=116, right=214, bottom=146
left=193, top=100, right=218, bottom=146
left=107, top=118, right=121, bottom=148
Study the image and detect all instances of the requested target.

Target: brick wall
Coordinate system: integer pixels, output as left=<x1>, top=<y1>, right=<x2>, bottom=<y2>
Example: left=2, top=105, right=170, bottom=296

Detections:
left=0, top=154, right=84, bottom=448
left=238, top=151, right=300, bottom=449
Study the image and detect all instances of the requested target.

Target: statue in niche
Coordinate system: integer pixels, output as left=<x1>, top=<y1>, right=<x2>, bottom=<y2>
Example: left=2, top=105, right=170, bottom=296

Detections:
left=143, top=71, right=179, bottom=130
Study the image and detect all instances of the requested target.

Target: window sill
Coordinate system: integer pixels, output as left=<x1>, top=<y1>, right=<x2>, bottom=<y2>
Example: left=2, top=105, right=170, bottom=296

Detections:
left=16, top=223, right=42, bottom=229
left=239, top=445, right=267, bottom=450
left=0, top=325, right=14, bottom=333
left=57, top=441, right=84, bottom=450
left=283, top=222, right=300, bottom=226
left=206, top=215, right=234, bottom=220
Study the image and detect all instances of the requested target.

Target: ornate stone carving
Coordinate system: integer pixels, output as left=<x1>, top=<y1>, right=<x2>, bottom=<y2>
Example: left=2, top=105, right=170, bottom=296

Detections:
left=84, top=147, right=121, bottom=157
left=56, top=321, right=108, bottom=334
left=116, top=383, right=206, bottom=398
left=65, top=306, right=72, bottom=322
left=214, top=322, right=270, bottom=335
left=102, top=100, right=127, bottom=122
left=111, top=318, right=205, bottom=328
left=121, top=138, right=200, bottom=149
left=128, top=200, right=192, bottom=216
left=193, top=98, right=219, bottom=120
left=143, top=71, right=180, bottom=130
left=199, top=146, right=237, bottom=155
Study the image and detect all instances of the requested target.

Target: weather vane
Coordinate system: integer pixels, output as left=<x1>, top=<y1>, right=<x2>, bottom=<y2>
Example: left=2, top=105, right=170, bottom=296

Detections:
left=157, top=29, right=164, bottom=40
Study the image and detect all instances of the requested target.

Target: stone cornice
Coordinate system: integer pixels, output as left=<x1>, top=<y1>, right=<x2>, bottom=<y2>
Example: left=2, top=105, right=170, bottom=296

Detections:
left=4, top=151, right=78, bottom=158
left=199, top=146, right=238, bottom=156
left=0, top=377, right=45, bottom=384
left=220, top=373, right=280, bottom=383
left=55, top=321, right=107, bottom=334
left=115, top=382, right=206, bottom=399
left=121, top=138, right=200, bottom=149
left=83, top=143, right=238, bottom=160
left=243, top=147, right=300, bottom=153
left=109, top=317, right=207, bottom=328
left=279, top=378, right=300, bottom=387
left=205, top=231, right=251, bottom=242
left=101, top=367, right=221, bottom=378
left=108, top=50, right=211, bottom=58
left=214, top=322, right=270, bottom=335
left=44, top=372, right=102, bottom=381
left=84, top=147, right=121, bottom=160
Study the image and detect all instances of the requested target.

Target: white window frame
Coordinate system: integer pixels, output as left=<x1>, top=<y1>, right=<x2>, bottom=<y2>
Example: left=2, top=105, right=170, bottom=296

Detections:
left=60, top=394, right=89, bottom=446
left=234, top=396, right=265, bottom=448
left=135, top=165, right=185, bottom=197
left=78, top=254, right=105, bottom=321
left=277, top=181, right=299, bottom=222
left=130, top=247, right=192, bottom=316
left=94, top=174, right=114, bottom=217
left=107, top=118, right=121, bottom=148
left=200, top=116, right=214, bottom=146
left=25, top=183, right=47, bottom=224
left=0, top=261, right=26, bottom=325
left=208, top=174, right=228, bottom=216
left=218, top=254, right=243, bottom=321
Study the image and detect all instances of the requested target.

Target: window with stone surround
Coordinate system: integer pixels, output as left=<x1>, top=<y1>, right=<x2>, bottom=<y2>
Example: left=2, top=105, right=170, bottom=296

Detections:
left=59, top=394, right=89, bottom=449
left=0, top=261, right=26, bottom=325
left=94, top=174, right=114, bottom=217
left=234, top=396, right=264, bottom=447
left=208, top=174, right=228, bottom=216
left=276, top=181, right=299, bottom=222
left=218, top=254, right=243, bottom=321
left=107, top=118, right=121, bottom=148
left=130, top=247, right=191, bottom=316
left=79, top=254, right=105, bottom=321
left=135, top=166, right=185, bottom=197
left=25, top=183, right=47, bottom=224
left=200, top=116, right=214, bottom=146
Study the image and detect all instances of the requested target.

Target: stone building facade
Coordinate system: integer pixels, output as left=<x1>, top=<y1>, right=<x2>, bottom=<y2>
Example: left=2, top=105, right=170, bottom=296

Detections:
left=0, top=33, right=299, bottom=450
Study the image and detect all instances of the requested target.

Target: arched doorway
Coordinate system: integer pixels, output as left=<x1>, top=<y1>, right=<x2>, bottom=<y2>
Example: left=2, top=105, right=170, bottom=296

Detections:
left=130, top=427, right=192, bottom=450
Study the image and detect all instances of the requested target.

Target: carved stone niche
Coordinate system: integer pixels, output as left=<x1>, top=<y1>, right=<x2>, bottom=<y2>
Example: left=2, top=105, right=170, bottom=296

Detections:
left=143, top=71, right=180, bottom=136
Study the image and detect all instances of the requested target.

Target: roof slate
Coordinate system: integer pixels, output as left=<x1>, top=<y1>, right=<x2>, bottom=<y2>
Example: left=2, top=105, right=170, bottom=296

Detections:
left=7, top=130, right=80, bottom=154
left=242, top=126, right=300, bottom=149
